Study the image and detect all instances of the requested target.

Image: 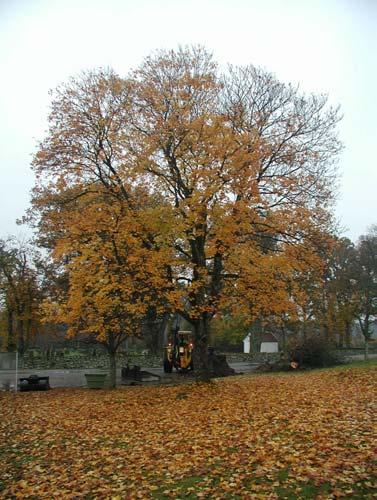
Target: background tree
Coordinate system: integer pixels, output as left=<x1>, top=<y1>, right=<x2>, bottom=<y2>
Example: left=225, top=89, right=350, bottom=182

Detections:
left=211, top=313, right=251, bottom=351
left=142, top=308, right=170, bottom=355
left=353, top=227, right=377, bottom=358
left=0, top=239, right=41, bottom=354
left=319, top=237, right=358, bottom=347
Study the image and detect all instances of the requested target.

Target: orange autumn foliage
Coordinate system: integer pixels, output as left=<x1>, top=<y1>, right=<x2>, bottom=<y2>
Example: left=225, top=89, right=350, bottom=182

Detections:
left=29, top=47, right=342, bottom=379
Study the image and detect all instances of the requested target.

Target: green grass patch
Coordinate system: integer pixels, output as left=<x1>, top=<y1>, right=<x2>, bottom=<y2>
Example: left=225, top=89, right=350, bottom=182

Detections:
left=112, top=441, right=130, bottom=449
left=237, top=357, right=377, bottom=380
left=341, top=357, right=377, bottom=368
left=151, top=475, right=204, bottom=499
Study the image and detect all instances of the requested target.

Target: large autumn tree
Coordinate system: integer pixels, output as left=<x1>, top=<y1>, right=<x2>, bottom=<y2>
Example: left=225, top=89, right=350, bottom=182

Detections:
left=30, top=47, right=342, bottom=380
left=127, top=47, right=341, bottom=376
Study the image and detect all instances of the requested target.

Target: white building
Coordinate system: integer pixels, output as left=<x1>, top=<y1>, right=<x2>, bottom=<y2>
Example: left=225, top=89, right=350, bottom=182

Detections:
left=243, top=332, right=279, bottom=353
left=260, top=333, right=279, bottom=353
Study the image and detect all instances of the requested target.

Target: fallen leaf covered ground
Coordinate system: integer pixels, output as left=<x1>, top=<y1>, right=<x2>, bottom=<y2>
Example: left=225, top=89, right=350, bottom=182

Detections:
left=1, top=364, right=376, bottom=499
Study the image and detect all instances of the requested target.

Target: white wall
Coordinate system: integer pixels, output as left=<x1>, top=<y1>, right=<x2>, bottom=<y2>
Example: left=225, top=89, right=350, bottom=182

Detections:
left=260, top=342, right=279, bottom=353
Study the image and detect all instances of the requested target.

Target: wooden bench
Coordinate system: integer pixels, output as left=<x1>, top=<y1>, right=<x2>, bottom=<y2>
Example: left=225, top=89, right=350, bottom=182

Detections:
left=121, top=365, right=161, bottom=384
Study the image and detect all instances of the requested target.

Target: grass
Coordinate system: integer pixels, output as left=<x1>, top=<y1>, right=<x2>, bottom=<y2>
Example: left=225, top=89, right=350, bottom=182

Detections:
left=341, top=357, right=377, bottom=368
left=248, top=356, right=377, bottom=377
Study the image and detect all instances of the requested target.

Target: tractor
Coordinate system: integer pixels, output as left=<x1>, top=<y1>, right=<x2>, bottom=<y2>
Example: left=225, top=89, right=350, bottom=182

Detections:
left=163, top=330, right=194, bottom=373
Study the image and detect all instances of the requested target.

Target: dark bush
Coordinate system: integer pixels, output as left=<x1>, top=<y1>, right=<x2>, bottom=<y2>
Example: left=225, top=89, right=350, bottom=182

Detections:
left=290, top=336, right=343, bottom=368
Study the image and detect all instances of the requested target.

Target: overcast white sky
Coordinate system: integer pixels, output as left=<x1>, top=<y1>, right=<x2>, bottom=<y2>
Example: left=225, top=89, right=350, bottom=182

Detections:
left=0, top=0, right=376, bottom=242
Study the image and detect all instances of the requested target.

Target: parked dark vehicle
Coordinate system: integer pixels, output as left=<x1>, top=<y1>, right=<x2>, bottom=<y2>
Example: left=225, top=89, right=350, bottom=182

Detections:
left=19, top=374, right=50, bottom=391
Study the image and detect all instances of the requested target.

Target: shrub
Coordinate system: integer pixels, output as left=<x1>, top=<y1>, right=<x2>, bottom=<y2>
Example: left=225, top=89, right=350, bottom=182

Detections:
left=289, top=336, right=343, bottom=368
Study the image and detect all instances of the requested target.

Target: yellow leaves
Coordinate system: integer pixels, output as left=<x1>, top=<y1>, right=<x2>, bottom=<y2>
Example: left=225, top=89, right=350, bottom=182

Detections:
left=37, top=184, right=177, bottom=345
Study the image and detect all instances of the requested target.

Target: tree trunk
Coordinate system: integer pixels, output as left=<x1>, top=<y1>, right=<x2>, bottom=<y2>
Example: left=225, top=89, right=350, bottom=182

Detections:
left=193, top=315, right=210, bottom=382
left=338, top=325, right=344, bottom=348
left=6, top=308, right=16, bottom=351
left=302, top=319, right=307, bottom=342
left=108, top=349, right=117, bottom=388
left=358, top=317, right=370, bottom=361
left=26, top=316, right=33, bottom=349
left=17, top=318, right=25, bottom=357
left=159, top=313, right=170, bottom=351
left=364, top=338, right=369, bottom=361
left=280, top=325, right=287, bottom=353
left=345, top=321, right=351, bottom=348
left=322, top=323, right=329, bottom=342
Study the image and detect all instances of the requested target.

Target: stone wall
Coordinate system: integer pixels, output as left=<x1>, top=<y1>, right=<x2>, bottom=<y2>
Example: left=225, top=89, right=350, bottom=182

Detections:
left=19, top=349, right=274, bottom=370
left=16, top=346, right=377, bottom=370
left=19, top=349, right=162, bottom=370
